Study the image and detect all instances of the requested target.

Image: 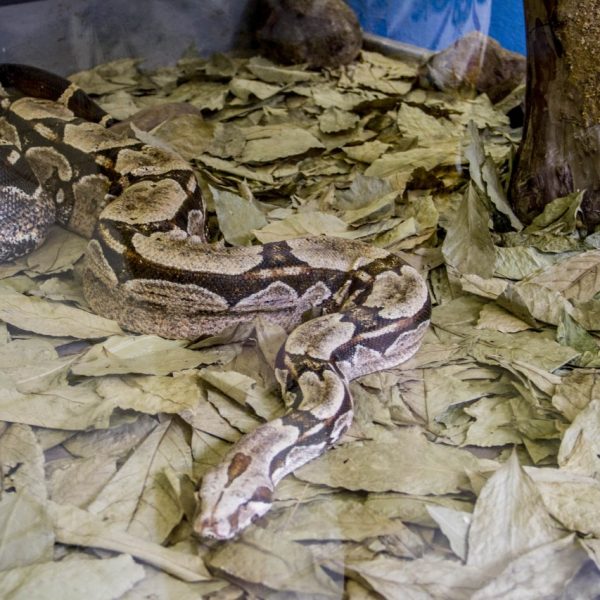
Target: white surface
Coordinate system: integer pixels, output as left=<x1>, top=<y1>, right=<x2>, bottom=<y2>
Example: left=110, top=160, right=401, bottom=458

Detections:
left=0, top=0, right=255, bottom=74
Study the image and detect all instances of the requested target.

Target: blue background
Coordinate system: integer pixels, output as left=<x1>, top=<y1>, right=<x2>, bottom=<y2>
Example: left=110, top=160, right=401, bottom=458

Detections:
left=489, top=0, right=525, bottom=53
left=348, top=0, right=526, bottom=54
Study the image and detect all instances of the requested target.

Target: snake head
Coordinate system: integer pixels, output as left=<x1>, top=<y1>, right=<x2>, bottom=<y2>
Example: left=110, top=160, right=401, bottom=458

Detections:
left=194, top=452, right=274, bottom=540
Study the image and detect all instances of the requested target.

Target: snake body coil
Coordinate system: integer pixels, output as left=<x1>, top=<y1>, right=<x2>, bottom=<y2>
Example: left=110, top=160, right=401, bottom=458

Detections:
left=0, top=64, right=430, bottom=539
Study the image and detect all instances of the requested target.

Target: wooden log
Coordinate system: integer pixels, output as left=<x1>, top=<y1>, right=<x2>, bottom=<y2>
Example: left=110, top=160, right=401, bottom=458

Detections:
left=509, top=0, right=600, bottom=227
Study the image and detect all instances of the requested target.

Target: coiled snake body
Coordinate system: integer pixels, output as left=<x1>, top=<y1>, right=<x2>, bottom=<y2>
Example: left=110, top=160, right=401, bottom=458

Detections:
left=0, top=64, right=430, bottom=539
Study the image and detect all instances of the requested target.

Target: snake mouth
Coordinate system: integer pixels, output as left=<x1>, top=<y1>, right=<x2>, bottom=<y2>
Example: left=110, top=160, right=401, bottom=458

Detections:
left=195, top=485, right=274, bottom=541
left=195, top=516, right=237, bottom=541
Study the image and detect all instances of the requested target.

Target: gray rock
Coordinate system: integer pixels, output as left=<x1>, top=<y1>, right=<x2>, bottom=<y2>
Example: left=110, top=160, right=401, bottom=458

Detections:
left=256, top=0, right=362, bottom=68
left=419, top=31, right=526, bottom=103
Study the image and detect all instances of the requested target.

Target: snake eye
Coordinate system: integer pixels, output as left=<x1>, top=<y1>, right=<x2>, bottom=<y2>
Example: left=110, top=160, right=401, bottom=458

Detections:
left=251, top=486, right=273, bottom=504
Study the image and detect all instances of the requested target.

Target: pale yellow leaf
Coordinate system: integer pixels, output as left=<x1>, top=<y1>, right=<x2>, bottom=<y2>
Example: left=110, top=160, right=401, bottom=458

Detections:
left=526, top=249, right=600, bottom=302
left=120, top=569, right=228, bottom=599
left=552, top=370, right=599, bottom=421
left=494, top=246, right=558, bottom=279
left=476, top=303, right=531, bottom=333
left=96, top=372, right=202, bottom=415
left=472, top=535, right=585, bottom=600
left=49, top=502, right=210, bottom=582
left=246, top=56, right=321, bottom=84
left=0, top=379, right=116, bottom=430
left=442, top=183, right=496, bottom=278
left=206, top=388, right=261, bottom=434
left=463, top=396, right=523, bottom=447
left=269, top=497, right=418, bottom=544
left=0, top=554, right=144, bottom=600
left=212, top=187, right=267, bottom=245
left=241, top=124, right=324, bottom=163
left=467, top=453, right=563, bottom=570
left=348, top=555, right=486, bottom=600
left=296, top=428, right=480, bottom=495
left=63, top=414, right=158, bottom=459
left=197, top=154, right=274, bottom=184
left=72, top=335, right=228, bottom=376
left=229, top=77, right=282, bottom=102
left=364, top=494, right=475, bottom=529
left=0, top=490, right=54, bottom=570
left=526, top=467, right=600, bottom=537
left=342, top=140, right=390, bottom=163
left=208, top=528, right=341, bottom=597
left=0, top=342, right=47, bottom=377
left=318, top=107, right=359, bottom=133
left=341, top=191, right=397, bottom=225
left=365, top=139, right=461, bottom=179
left=88, top=419, right=192, bottom=543
left=397, top=103, right=458, bottom=145
left=525, top=191, right=584, bottom=234
left=464, top=121, right=522, bottom=231
left=469, top=328, right=579, bottom=371
left=152, top=114, right=213, bottom=160
left=558, top=399, right=600, bottom=478
left=33, top=276, right=87, bottom=306
left=199, top=368, right=282, bottom=420
left=460, top=274, right=507, bottom=299
left=180, top=390, right=242, bottom=443
left=342, top=59, right=413, bottom=95
left=169, top=80, right=228, bottom=111
left=25, top=226, right=88, bottom=274
left=360, top=50, right=419, bottom=78
left=47, top=455, right=117, bottom=508
left=253, top=211, right=351, bottom=243
left=0, top=285, right=123, bottom=338
left=427, top=505, right=472, bottom=561
left=0, top=423, right=46, bottom=502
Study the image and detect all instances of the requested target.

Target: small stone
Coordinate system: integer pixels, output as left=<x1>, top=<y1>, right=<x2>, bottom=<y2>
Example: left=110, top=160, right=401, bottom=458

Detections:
left=419, top=31, right=526, bottom=103
left=256, top=0, right=362, bottom=68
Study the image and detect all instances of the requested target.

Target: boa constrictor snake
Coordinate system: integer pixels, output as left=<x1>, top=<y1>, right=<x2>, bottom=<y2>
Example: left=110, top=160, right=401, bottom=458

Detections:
left=0, top=64, right=431, bottom=540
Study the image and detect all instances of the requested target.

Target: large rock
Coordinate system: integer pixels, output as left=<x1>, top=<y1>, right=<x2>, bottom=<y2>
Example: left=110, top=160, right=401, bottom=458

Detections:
left=256, top=0, right=362, bottom=68
left=419, top=31, right=526, bottom=103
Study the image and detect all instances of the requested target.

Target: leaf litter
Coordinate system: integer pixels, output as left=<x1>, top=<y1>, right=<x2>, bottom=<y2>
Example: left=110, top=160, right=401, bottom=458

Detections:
left=1, top=47, right=599, bottom=598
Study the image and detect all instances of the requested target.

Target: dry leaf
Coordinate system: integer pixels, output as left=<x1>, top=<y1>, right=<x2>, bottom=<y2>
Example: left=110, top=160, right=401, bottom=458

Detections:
left=0, top=423, right=46, bottom=502
left=2, top=45, right=597, bottom=595
left=241, top=124, right=324, bottom=163
left=49, top=502, right=211, bottom=582
left=0, top=490, right=54, bottom=571
left=472, top=535, right=585, bottom=600
left=467, top=453, right=563, bottom=571
left=442, top=184, right=496, bottom=278
left=558, top=399, right=600, bottom=477
left=426, top=505, right=472, bottom=561
left=296, top=428, right=481, bottom=495
left=0, top=554, right=145, bottom=600
left=208, top=528, right=342, bottom=597
left=87, top=419, right=192, bottom=543
left=72, top=335, right=227, bottom=376
left=212, top=187, right=267, bottom=245
left=0, top=285, right=122, bottom=338
left=348, top=555, right=486, bottom=600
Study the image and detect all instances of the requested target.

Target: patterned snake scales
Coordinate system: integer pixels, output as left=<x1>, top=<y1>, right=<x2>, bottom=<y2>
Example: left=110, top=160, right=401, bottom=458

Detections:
left=0, top=64, right=431, bottom=539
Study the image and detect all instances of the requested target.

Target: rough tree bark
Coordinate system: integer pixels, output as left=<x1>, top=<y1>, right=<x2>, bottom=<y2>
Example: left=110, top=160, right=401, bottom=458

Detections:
left=509, top=0, right=600, bottom=227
